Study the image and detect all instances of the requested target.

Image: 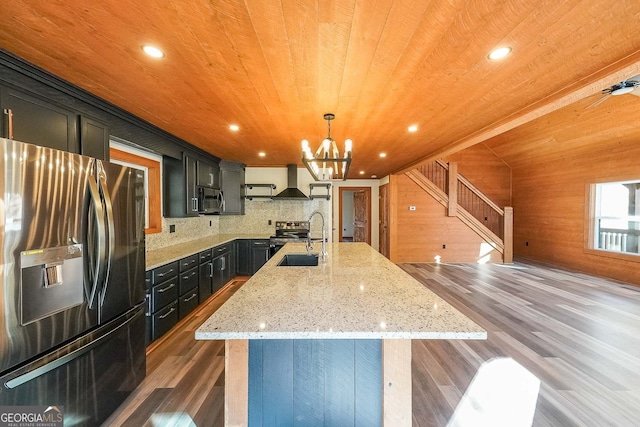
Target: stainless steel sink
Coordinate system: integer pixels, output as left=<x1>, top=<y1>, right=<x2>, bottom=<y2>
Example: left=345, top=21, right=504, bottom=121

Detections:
left=277, top=253, right=319, bottom=266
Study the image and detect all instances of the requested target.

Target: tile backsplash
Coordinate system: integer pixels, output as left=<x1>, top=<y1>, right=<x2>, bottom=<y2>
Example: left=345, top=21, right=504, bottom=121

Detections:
left=145, top=199, right=331, bottom=252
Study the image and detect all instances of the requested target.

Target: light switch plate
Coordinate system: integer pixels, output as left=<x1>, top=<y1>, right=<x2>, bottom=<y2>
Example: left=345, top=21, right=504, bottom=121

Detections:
left=409, top=205, right=416, bottom=211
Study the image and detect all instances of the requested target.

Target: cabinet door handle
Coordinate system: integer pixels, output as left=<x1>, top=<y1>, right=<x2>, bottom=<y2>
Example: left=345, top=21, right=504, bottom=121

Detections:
left=158, top=307, right=176, bottom=319
left=184, top=293, right=197, bottom=302
left=182, top=271, right=196, bottom=280
left=221, top=257, right=225, bottom=271
left=3, top=109, right=13, bottom=140
left=209, top=262, right=213, bottom=278
left=157, top=269, right=174, bottom=278
left=209, top=173, right=214, bottom=186
left=157, top=283, right=175, bottom=293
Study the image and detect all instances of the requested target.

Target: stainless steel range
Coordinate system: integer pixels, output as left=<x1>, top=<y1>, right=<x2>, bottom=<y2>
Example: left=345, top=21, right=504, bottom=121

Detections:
left=269, top=220, right=310, bottom=254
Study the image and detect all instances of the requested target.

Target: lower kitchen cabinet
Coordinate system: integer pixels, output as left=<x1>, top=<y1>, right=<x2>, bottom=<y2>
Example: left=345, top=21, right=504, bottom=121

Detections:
left=146, top=238, right=268, bottom=345
left=236, top=240, right=251, bottom=276
left=178, top=254, right=199, bottom=319
left=178, top=287, right=199, bottom=319
left=251, top=239, right=271, bottom=275
left=199, top=249, right=213, bottom=303
left=146, top=261, right=179, bottom=344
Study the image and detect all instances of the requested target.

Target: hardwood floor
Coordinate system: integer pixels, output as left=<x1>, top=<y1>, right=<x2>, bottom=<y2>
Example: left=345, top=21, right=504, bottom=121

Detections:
left=104, top=264, right=640, bottom=426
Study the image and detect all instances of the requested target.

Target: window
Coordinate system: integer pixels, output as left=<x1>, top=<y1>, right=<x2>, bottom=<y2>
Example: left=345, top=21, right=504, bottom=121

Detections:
left=109, top=142, right=162, bottom=234
left=589, top=179, right=640, bottom=258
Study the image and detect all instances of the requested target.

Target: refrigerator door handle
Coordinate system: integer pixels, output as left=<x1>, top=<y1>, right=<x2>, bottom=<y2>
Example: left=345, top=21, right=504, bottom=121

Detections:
left=4, top=306, right=143, bottom=390
left=86, top=176, right=106, bottom=309
left=97, top=163, right=115, bottom=307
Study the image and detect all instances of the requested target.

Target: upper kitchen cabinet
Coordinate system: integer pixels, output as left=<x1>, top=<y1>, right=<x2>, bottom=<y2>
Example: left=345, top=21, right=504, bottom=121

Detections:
left=197, top=160, right=220, bottom=188
left=163, top=154, right=200, bottom=218
left=220, top=160, right=245, bottom=215
left=1, top=84, right=78, bottom=153
left=79, top=115, right=109, bottom=160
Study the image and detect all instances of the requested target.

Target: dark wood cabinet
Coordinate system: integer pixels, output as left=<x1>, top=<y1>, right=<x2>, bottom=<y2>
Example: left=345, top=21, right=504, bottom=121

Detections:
left=145, top=238, right=266, bottom=346
left=198, top=249, right=213, bottom=303
left=220, top=160, right=245, bottom=215
left=79, top=115, right=109, bottom=160
left=163, top=154, right=200, bottom=217
left=147, top=261, right=179, bottom=343
left=178, top=254, right=199, bottom=319
left=1, top=84, right=78, bottom=152
left=197, top=160, right=220, bottom=188
left=236, top=239, right=251, bottom=276
left=251, top=239, right=271, bottom=275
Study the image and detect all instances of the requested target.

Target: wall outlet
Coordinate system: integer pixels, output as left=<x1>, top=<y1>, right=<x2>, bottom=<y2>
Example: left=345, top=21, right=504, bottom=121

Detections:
left=442, top=244, right=446, bottom=249
left=169, top=224, right=175, bottom=233
left=525, top=241, right=529, bottom=246
left=268, top=220, right=272, bottom=225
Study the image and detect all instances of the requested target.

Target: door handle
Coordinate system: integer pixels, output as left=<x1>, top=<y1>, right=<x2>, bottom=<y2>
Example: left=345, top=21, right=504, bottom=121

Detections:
left=85, top=173, right=105, bottom=310
left=3, top=108, right=13, bottom=139
left=97, top=162, right=115, bottom=308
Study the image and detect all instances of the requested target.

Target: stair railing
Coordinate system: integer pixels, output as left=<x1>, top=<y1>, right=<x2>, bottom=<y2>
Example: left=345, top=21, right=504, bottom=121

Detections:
left=411, top=160, right=513, bottom=263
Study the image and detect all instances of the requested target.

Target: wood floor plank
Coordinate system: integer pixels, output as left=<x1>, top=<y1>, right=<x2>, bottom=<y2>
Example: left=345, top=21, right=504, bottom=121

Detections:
left=105, top=264, right=640, bottom=426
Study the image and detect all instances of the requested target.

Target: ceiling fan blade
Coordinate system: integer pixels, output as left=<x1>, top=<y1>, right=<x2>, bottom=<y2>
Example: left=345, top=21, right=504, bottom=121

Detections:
left=586, top=94, right=610, bottom=108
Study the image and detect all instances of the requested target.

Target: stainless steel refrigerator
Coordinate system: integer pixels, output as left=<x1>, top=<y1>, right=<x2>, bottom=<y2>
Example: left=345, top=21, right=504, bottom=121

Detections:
left=0, top=137, right=146, bottom=425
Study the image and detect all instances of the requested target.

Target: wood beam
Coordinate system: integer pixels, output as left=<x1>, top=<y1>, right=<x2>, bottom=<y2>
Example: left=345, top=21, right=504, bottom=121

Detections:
left=394, top=52, right=640, bottom=173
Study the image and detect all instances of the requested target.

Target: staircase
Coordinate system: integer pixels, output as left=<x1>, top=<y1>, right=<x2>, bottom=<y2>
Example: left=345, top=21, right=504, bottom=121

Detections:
left=406, top=160, right=513, bottom=263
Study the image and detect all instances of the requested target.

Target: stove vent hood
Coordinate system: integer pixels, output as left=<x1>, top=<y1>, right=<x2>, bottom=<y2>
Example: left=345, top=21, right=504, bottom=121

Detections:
left=273, top=165, right=309, bottom=200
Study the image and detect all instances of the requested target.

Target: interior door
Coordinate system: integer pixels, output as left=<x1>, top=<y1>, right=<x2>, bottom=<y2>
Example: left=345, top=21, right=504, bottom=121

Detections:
left=353, top=190, right=369, bottom=244
left=379, top=184, right=390, bottom=258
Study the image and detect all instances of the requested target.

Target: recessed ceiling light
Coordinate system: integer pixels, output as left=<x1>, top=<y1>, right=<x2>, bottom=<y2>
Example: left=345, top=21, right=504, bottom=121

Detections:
left=229, top=124, right=240, bottom=131
left=359, top=171, right=365, bottom=175
left=371, top=175, right=378, bottom=179
left=408, top=125, right=418, bottom=132
left=258, top=152, right=266, bottom=157
left=488, top=46, right=511, bottom=60
left=379, top=153, right=387, bottom=158
left=142, top=45, right=164, bottom=58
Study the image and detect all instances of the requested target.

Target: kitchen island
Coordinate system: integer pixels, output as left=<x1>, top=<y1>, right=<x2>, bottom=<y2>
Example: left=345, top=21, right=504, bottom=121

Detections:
left=196, top=242, right=486, bottom=426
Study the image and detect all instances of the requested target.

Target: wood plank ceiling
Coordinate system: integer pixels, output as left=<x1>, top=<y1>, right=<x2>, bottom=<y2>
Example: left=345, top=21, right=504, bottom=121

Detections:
left=1, top=1, right=640, bottom=178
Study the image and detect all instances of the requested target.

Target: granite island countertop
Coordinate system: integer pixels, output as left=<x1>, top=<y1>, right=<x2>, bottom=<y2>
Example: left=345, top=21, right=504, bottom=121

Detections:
left=196, top=242, right=487, bottom=340
left=146, top=233, right=272, bottom=270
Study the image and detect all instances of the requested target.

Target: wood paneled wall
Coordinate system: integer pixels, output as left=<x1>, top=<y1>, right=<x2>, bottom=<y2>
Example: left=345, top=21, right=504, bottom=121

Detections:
left=485, top=95, right=640, bottom=286
left=510, top=137, right=640, bottom=285
left=391, top=174, right=502, bottom=264
left=445, top=143, right=512, bottom=208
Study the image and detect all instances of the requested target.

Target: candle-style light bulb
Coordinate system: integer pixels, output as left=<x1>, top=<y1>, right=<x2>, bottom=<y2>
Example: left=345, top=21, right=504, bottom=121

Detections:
left=344, top=139, right=352, bottom=153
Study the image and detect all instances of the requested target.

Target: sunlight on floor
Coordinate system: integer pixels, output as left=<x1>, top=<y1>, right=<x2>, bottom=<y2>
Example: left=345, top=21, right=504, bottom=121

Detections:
left=447, top=357, right=540, bottom=427
left=150, top=413, right=197, bottom=427
left=476, top=242, right=496, bottom=264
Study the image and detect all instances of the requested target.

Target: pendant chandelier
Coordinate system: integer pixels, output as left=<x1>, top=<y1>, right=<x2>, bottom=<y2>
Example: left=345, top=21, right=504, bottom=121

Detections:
left=301, top=113, right=352, bottom=181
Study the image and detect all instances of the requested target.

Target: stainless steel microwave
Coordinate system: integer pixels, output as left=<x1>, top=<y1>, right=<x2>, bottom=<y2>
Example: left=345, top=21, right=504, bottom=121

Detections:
left=198, top=186, right=223, bottom=214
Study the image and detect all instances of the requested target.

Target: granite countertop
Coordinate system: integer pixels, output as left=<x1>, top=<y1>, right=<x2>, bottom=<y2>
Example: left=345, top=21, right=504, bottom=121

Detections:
left=146, top=233, right=271, bottom=270
left=195, top=242, right=487, bottom=340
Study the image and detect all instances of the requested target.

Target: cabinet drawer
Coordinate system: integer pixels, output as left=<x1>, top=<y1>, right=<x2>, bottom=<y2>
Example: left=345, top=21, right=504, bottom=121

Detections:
left=213, top=243, right=230, bottom=256
left=199, top=249, right=212, bottom=263
left=179, top=254, right=199, bottom=272
left=152, top=301, right=178, bottom=341
left=151, top=277, right=178, bottom=312
left=152, top=261, right=178, bottom=284
left=179, top=267, right=199, bottom=295
left=178, top=287, right=199, bottom=319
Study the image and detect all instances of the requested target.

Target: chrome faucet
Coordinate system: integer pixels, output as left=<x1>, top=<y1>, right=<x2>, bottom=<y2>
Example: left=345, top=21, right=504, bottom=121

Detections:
left=307, top=210, right=327, bottom=263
